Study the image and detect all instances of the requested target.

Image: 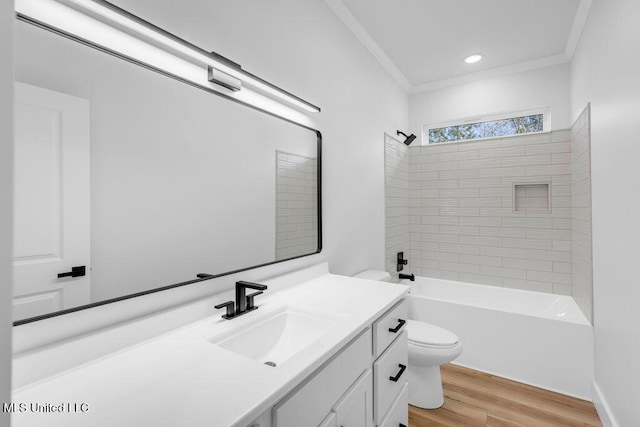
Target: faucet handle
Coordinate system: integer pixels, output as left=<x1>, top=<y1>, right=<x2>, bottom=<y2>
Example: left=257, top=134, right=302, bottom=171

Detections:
left=246, top=291, right=264, bottom=311
left=214, top=300, right=236, bottom=319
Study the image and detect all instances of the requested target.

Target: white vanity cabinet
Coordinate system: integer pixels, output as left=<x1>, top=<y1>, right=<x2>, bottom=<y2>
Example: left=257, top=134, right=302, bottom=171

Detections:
left=372, top=300, right=408, bottom=426
left=271, top=299, right=407, bottom=427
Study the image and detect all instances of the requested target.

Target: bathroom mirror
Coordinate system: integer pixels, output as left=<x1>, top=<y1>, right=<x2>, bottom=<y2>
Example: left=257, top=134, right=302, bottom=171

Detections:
left=12, top=17, right=321, bottom=324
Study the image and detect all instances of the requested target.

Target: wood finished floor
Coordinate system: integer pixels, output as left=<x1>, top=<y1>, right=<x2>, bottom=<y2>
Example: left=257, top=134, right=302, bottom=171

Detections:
left=409, top=364, right=602, bottom=427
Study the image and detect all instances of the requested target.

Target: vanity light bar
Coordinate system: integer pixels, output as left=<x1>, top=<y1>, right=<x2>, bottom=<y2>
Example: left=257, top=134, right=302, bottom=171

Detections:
left=55, top=0, right=321, bottom=113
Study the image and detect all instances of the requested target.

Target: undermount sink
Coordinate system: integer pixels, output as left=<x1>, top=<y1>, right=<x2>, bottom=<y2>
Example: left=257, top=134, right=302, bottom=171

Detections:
left=210, top=308, right=341, bottom=366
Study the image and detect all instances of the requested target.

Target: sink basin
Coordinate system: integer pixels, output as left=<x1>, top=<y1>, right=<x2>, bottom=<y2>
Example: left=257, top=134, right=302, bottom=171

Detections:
left=211, top=308, right=341, bottom=366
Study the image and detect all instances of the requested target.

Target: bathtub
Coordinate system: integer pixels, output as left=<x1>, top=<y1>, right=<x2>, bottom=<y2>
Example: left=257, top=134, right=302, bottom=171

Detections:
left=406, top=276, right=594, bottom=400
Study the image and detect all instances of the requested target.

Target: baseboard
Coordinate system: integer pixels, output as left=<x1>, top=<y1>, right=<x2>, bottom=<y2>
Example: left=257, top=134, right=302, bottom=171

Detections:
left=592, top=381, right=619, bottom=427
left=450, top=361, right=591, bottom=401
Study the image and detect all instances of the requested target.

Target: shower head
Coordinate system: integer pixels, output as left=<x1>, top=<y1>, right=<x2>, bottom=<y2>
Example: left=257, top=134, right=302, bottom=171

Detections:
left=397, top=130, right=417, bottom=145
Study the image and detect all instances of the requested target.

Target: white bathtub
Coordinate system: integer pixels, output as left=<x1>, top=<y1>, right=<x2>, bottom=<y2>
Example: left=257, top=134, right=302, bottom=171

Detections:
left=407, top=277, right=594, bottom=400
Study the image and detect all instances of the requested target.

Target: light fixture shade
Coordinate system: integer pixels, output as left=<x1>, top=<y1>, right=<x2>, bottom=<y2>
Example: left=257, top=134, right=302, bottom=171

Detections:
left=39, top=0, right=321, bottom=113
left=464, top=54, right=483, bottom=64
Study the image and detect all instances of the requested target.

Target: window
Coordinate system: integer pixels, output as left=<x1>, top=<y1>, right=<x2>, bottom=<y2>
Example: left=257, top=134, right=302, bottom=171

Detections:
left=425, top=110, right=547, bottom=145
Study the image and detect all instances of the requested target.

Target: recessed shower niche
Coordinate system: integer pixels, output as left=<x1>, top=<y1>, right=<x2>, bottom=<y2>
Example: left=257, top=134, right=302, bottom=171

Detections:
left=513, top=183, right=550, bottom=213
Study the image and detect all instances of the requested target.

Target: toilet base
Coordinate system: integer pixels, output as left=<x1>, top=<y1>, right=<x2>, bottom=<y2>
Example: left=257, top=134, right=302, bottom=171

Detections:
left=408, top=364, right=444, bottom=409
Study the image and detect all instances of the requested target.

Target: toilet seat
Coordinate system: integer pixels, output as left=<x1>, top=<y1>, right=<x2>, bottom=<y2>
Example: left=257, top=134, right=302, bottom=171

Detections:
left=407, top=320, right=459, bottom=348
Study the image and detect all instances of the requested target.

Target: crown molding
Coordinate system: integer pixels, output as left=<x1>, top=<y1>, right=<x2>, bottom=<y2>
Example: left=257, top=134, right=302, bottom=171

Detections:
left=565, top=0, right=594, bottom=59
left=323, top=0, right=412, bottom=92
left=325, top=0, right=593, bottom=95
left=410, top=54, right=569, bottom=94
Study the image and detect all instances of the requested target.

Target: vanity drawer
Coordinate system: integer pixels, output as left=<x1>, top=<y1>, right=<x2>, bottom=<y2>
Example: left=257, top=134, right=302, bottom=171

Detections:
left=378, top=382, right=408, bottom=427
left=373, top=299, right=407, bottom=358
left=273, top=328, right=372, bottom=427
left=373, top=330, right=408, bottom=424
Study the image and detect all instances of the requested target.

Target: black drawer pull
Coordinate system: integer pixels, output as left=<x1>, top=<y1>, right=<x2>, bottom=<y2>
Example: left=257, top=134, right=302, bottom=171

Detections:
left=400, top=424, right=407, bottom=427
left=389, top=363, right=406, bottom=382
left=388, top=319, right=406, bottom=333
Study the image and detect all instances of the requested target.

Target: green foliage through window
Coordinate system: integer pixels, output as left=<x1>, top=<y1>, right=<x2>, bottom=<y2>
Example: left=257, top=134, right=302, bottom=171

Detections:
left=427, top=114, right=543, bottom=144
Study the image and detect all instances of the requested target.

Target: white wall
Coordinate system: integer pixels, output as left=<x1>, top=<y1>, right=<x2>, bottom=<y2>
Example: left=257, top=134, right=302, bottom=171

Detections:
left=0, top=0, right=13, bottom=425
left=409, top=64, right=572, bottom=140
left=110, top=0, right=409, bottom=276
left=570, top=0, right=640, bottom=425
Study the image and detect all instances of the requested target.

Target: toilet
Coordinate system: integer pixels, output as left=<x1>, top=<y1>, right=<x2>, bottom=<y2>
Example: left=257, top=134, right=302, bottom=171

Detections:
left=354, top=270, right=463, bottom=409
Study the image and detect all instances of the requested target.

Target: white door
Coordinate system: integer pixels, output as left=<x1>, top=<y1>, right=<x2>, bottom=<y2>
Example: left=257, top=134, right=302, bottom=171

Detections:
left=13, top=82, right=91, bottom=321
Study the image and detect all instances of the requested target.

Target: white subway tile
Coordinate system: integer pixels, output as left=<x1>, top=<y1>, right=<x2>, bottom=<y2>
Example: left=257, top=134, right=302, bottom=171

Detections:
left=459, top=254, right=503, bottom=267
left=440, top=243, right=481, bottom=255
left=460, top=235, right=502, bottom=247
left=460, top=217, right=503, bottom=227
left=527, top=270, right=572, bottom=285
left=459, top=158, right=502, bottom=170
left=440, top=188, right=480, bottom=198
left=439, top=169, right=479, bottom=180
left=479, top=227, right=526, bottom=238
left=459, top=178, right=502, bottom=188
left=439, top=225, right=480, bottom=235
left=480, top=265, right=526, bottom=279
left=440, top=261, right=481, bottom=274
left=503, top=258, right=552, bottom=272
left=421, top=216, right=459, bottom=225
left=439, top=150, right=479, bottom=162
left=478, top=146, right=526, bottom=159
left=482, top=246, right=526, bottom=259
left=553, top=262, right=572, bottom=274
left=479, top=166, right=525, bottom=177
left=440, top=207, right=480, bottom=217
left=502, top=155, right=551, bottom=168
left=503, top=238, right=552, bottom=250
left=526, top=249, right=571, bottom=262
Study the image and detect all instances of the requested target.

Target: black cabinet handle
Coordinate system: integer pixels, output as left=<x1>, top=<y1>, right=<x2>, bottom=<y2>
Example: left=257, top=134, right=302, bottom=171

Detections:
left=400, top=424, right=407, bottom=427
left=388, top=319, right=406, bottom=333
left=57, top=266, right=86, bottom=278
left=389, top=363, right=407, bottom=382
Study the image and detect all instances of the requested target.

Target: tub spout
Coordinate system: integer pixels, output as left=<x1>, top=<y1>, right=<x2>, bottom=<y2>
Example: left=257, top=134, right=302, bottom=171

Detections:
left=399, top=273, right=415, bottom=281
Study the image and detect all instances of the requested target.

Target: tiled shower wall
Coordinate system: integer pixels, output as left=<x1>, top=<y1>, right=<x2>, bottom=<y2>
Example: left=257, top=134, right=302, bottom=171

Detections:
left=571, top=106, right=593, bottom=322
left=407, top=132, right=573, bottom=294
left=384, top=134, right=410, bottom=282
left=275, top=151, right=318, bottom=261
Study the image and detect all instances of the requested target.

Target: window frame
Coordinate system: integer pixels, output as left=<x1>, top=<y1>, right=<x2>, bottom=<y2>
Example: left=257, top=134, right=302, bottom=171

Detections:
left=422, top=107, right=551, bottom=146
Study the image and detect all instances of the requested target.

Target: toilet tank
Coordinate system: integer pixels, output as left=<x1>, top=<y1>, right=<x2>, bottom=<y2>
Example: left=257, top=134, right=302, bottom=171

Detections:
left=353, top=270, right=391, bottom=282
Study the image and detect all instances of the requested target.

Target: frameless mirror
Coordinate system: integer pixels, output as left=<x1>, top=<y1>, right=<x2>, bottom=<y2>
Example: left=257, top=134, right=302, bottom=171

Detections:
left=12, top=17, right=321, bottom=324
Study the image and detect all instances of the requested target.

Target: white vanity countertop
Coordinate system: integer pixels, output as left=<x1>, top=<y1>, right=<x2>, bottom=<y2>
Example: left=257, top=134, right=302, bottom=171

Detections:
left=12, top=273, right=408, bottom=427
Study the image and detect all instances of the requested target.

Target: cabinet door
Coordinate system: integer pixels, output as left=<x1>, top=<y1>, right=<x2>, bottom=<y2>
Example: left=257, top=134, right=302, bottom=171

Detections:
left=379, top=383, right=408, bottom=427
left=333, top=369, right=373, bottom=427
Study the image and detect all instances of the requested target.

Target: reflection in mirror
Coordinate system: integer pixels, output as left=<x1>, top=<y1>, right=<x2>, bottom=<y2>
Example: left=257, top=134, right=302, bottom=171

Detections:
left=12, top=18, right=321, bottom=324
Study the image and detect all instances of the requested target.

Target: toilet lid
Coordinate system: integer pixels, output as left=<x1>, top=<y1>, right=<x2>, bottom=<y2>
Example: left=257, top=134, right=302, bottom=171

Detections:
left=407, top=320, right=459, bottom=347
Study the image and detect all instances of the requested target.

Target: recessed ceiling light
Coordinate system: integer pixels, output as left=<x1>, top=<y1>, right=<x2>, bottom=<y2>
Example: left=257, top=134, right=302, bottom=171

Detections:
left=464, top=54, right=483, bottom=64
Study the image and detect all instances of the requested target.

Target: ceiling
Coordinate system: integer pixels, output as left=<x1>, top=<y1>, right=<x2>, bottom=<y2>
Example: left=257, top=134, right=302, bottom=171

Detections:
left=326, top=0, right=591, bottom=93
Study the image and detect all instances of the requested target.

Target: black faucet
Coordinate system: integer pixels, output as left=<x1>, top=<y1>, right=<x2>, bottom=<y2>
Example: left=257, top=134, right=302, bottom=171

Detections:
left=215, top=280, right=268, bottom=319
left=397, top=252, right=408, bottom=272
left=399, top=273, right=415, bottom=281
